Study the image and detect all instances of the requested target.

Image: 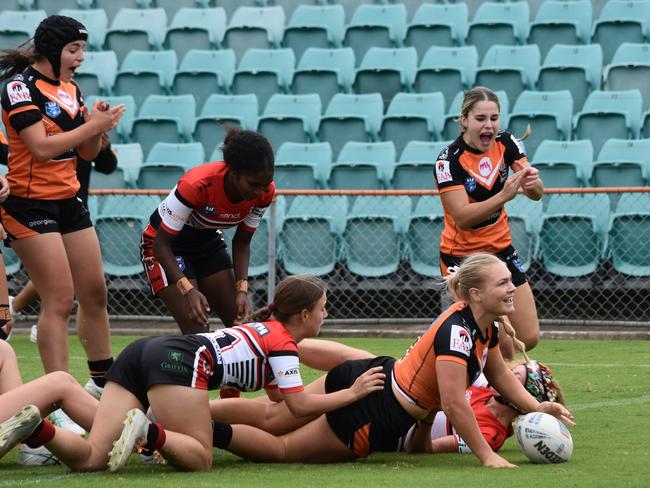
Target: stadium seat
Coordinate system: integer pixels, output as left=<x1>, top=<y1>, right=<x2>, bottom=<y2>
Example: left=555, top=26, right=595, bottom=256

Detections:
left=156, top=0, right=215, bottom=22
left=282, top=4, right=345, bottom=61
left=95, top=0, right=148, bottom=25
left=193, top=94, right=259, bottom=158
left=2, top=243, right=21, bottom=277
left=58, top=9, right=108, bottom=51
left=608, top=192, right=650, bottom=275
left=379, top=92, right=445, bottom=156
left=528, top=0, right=592, bottom=58
left=476, top=45, right=541, bottom=108
left=539, top=193, right=610, bottom=276
left=131, top=94, right=196, bottom=157
left=172, top=49, right=235, bottom=110
left=99, top=194, right=162, bottom=219
left=146, top=142, right=205, bottom=171
left=414, top=46, right=479, bottom=110
left=111, top=143, right=144, bottom=187
left=164, top=8, right=227, bottom=61
left=105, top=8, right=167, bottom=63
left=223, top=6, right=286, bottom=60
left=73, top=50, right=118, bottom=97
left=392, top=140, right=450, bottom=190
left=508, top=90, right=574, bottom=158
left=537, top=44, right=603, bottom=113
left=95, top=214, right=148, bottom=276
left=343, top=4, right=407, bottom=65
left=532, top=139, right=593, bottom=188
left=0, top=10, right=46, bottom=50
left=86, top=95, right=136, bottom=144
left=275, top=142, right=332, bottom=189
left=604, top=43, right=650, bottom=110
left=466, top=1, right=530, bottom=59
left=318, top=93, right=384, bottom=158
left=442, top=90, right=510, bottom=141
left=343, top=195, right=411, bottom=277
left=504, top=194, right=543, bottom=272
left=328, top=141, right=396, bottom=190
left=573, top=90, right=643, bottom=155
left=592, top=0, right=650, bottom=64
left=90, top=167, right=128, bottom=190
left=407, top=195, right=444, bottom=277
left=587, top=138, right=650, bottom=187
left=279, top=195, right=347, bottom=275
left=291, top=47, right=355, bottom=108
left=405, top=3, right=469, bottom=59
left=353, top=47, right=417, bottom=106
left=113, top=50, right=178, bottom=108
left=231, top=48, right=296, bottom=112
left=257, top=93, right=322, bottom=150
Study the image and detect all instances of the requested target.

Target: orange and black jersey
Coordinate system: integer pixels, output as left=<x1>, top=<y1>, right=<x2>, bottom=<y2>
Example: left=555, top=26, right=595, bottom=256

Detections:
left=1, top=66, right=84, bottom=199
left=392, top=302, right=499, bottom=411
left=434, top=131, right=528, bottom=255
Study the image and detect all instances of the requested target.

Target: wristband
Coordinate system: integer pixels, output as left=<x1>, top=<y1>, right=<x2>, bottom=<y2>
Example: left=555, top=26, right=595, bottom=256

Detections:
left=235, top=279, right=248, bottom=294
left=176, top=277, right=194, bottom=296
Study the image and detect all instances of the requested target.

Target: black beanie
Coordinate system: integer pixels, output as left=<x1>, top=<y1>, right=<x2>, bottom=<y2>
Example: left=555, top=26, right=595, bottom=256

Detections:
left=34, top=15, right=88, bottom=78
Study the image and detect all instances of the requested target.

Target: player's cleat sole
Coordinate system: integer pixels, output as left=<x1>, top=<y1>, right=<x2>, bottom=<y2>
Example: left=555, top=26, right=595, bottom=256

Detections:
left=0, top=405, right=41, bottom=461
left=107, top=409, right=149, bottom=472
left=19, top=443, right=60, bottom=466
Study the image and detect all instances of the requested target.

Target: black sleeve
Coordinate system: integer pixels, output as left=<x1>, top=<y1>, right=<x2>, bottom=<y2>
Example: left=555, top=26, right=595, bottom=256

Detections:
left=93, top=145, right=117, bottom=174
left=433, top=320, right=473, bottom=363
left=499, top=131, right=527, bottom=168
left=0, top=141, right=7, bottom=166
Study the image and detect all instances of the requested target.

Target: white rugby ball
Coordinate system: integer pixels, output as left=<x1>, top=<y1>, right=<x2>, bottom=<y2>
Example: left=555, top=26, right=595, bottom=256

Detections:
left=514, top=412, right=573, bottom=464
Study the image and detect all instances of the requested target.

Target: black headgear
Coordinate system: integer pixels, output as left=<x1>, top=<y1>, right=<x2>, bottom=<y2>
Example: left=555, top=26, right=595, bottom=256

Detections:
left=33, top=15, right=88, bottom=78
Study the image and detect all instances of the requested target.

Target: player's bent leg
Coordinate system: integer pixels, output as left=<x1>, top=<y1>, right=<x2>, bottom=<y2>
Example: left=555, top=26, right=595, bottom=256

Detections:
left=0, top=340, right=22, bottom=393
left=198, top=269, right=238, bottom=327
left=508, top=283, right=540, bottom=351
left=298, top=338, right=375, bottom=371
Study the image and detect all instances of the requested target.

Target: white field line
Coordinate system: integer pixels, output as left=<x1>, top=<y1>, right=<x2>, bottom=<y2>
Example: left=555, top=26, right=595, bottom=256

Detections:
left=0, top=472, right=101, bottom=486
left=568, top=395, right=650, bottom=411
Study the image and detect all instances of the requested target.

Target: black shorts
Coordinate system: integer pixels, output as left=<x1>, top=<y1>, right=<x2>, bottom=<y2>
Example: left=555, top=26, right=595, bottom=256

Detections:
left=440, top=244, right=527, bottom=287
left=1, top=194, right=92, bottom=242
left=104, top=336, right=222, bottom=409
left=325, top=356, right=416, bottom=458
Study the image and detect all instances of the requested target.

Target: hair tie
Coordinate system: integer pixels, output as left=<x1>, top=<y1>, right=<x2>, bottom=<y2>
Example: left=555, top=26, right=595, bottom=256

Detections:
left=447, top=266, right=459, bottom=275
left=267, top=303, right=276, bottom=314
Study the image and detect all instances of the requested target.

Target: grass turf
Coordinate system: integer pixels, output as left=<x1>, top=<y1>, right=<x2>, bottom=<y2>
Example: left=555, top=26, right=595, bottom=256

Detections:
left=1, top=336, right=648, bottom=487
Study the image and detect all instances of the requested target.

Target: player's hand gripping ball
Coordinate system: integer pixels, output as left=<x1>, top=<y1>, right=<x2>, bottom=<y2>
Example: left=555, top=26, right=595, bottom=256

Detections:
left=514, top=412, right=573, bottom=464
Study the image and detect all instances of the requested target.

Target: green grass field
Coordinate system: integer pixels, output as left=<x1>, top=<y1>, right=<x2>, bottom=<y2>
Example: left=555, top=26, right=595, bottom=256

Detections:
left=1, top=336, right=649, bottom=487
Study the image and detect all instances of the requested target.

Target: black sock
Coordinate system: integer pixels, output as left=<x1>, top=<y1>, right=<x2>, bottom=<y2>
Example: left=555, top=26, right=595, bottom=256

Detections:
left=140, top=422, right=166, bottom=456
left=212, top=421, right=233, bottom=449
left=87, top=358, right=113, bottom=388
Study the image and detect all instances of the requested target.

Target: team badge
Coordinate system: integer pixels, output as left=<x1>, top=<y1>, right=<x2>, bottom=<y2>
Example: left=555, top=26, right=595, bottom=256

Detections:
left=203, top=205, right=216, bottom=215
left=449, top=324, right=472, bottom=357
left=464, top=177, right=476, bottom=192
left=7, top=81, right=31, bottom=105
left=175, top=256, right=186, bottom=272
left=44, top=101, right=61, bottom=118
left=435, top=160, right=453, bottom=184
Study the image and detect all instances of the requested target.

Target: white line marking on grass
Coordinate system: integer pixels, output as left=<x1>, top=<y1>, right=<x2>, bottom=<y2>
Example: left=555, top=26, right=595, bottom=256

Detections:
left=0, top=473, right=101, bottom=486
left=551, top=363, right=650, bottom=368
left=568, top=395, right=650, bottom=411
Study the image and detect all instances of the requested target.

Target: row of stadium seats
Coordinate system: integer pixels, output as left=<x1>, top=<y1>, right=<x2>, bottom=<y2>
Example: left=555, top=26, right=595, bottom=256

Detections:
left=1, top=1, right=643, bottom=64
left=5, top=193, right=645, bottom=278
left=89, top=88, right=650, bottom=160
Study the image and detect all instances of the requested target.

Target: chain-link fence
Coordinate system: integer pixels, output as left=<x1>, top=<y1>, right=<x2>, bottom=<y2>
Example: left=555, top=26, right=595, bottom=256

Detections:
left=5, top=189, right=650, bottom=324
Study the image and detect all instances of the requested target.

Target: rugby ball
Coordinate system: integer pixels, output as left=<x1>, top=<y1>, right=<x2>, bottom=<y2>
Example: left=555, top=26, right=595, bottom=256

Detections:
left=514, top=412, right=573, bottom=464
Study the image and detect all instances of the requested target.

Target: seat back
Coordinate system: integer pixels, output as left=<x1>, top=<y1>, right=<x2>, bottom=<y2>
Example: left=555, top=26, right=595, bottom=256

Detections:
left=287, top=4, right=345, bottom=45
left=59, top=8, right=108, bottom=50
left=146, top=142, right=204, bottom=170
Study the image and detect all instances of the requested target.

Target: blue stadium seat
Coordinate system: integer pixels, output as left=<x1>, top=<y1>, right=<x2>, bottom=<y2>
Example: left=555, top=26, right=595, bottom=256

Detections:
left=95, top=213, right=148, bottom=276
left=406, top=196, right=444, bottom=277
left=275, top=142, right=332, bottom=189
left=528, top=0, right=592, bottom=58
left=0, top=10, right=46, bottom=50
left=466, top=1, right=530, bottom=59
left=532, top=139, right=593, bottom=188
left=329, top=141, right=396, bottom=190
left=59, top=9, right=108, bottom=51
left=291, top=47, right=355, bottom=108
left=505, top=194, right=543, bottom=271
left=592, top=0, right=650, bottom=64
left=146, top=142, right=205, bottom=170
left=111, top=143, right=144, bottom=187
left=2, top=243, right=21, bottom=277
left=537, top=44, right=603, bottom=113
left=257, top=93, right=322, bottom=149
left=392, top=141, right=449, bottom=190
left=223, top=6, right=286, bottom=60
left=380, top=92, right=445, bottom=156
left=105, top=8, right=167, bottom=63
left=353, top=47, right=418, bottom=106
left=442, top=90, right=510, bottom=141
left=90, top=167, right=128, bottom=190
left=604, top=43, right=650, bottom=110
left=608, top=192, right=650, bottom=276
left=405, top=3, right=469, bottom=59
left=113, top=50, right=178, bottom=108
left=86, top=95, right=136, bottom=144
left=414, top=46, right=478, bottom=110
left=587, top=138, right=650, bottom=187
left=164, top=8, right=226, bottom=61
left=282, top=4, right=345, bottom=61
left=73, top=50, right=118, bottom=97
left=156, top=0, right=215, bottom=22
left=172, top=49, right=235, bottom=110
left=95, top=0, right=149, bottom=25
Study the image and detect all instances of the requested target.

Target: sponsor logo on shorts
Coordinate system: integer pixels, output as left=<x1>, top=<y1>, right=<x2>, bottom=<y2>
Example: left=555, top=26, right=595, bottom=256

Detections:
left=160, top=361, right=190, bottom=374
left=44, top=101, right=61, bottom=118
left=27, top=219, right=56, bottom=228
left=7, top=81, right=31, bottom=105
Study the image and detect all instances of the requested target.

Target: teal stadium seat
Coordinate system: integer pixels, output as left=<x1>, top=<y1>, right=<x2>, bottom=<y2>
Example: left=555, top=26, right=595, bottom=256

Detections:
left=99, top=194, right=162, bottom=220
left=329, top=141, right=396, bottom=190
left=1, top=243, right=21, bottom=277
left=537, top=44, right=603, bottom=113
left=95, top=213, right=148, bottom=276
left=588, top=138, right=650, bottom=187
left=318, top=93, right=384, bottom=158
left=215, top=0, right=268, bottom=19
left=6, top=0, right=35, bottom=10
left=131, top=94, right=196, bottom=157
left=466, top=1, right=530, bottom=59
left=113, top=50, right=178, bottom=108
left=257, top=93, right=322, bottom=150
left=59, top=9, right=108, bottom=51
left=443, top=90, right=510, bottom=141
left=343, top=4, right=407, bottom=66
left=105, top=8, right=167, bottom=63
left=275, top=142, right=332, bottom=189
left=414, top=46, right=478, bottom=110
left=592, top=0, right=650, bottom=64
left=476, top=44, right=541, bottom=108
left=405, top=3, right=469, bottom=59
left=539, top=193, right=610, bottom=277
left=86, top=95, right=136, bottom=144
left=353, top=47, right=417, bottom=106
left=291, top=47, right=355, bottom=108
left=111, top=143, right=144, bottom=187
left=279, top=195, right=347, bottom=276
left=608, top=192, right=650, bottom=276
left=193, top=94, right=259, bottom=158
left=604, top=43, right=650, bottom=110
left=164, top=8, right=227, bottom=61
left=172, top=49, right=235, bottom=110
left=95, top=0, right=150, bottom=25
left=137, top=142, right=202, bottom=190
left=231, top=48, right=295, bottom=112
left=393, top=140, right=450, bottom=190
left=282, top=4, right=345, bottom=61
left=573, top=90, right=643, bottom=155
left=508, top=90, right=573, bottom=158
left=380, top=92, right=445, bottom=156
left=532, top=139, right=593, bottom=188
left=157, top=0, right=215, bottom=23
left=505, top=194, right=543, bottom=271
left=407, top=195, right=444, bottom=277
left=0, top=10, right=46, bottom=50
left=528, top=0, right=592, bottom=58
left=343, top=195, right=411, bottom=277
left=90, top=166, right=128, bottom=190
left=223, top=6, right=286, bottom=60
left=73, top=50, right=117, bottom=97
left=47, top=0, right=96, bottom=15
